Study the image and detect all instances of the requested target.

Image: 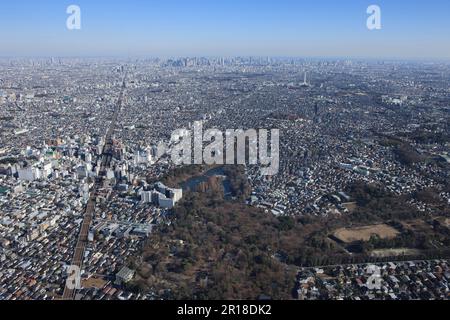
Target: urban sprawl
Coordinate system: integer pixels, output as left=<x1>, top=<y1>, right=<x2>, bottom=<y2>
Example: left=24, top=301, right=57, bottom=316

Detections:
left=0, top=57, right=449, bottom=300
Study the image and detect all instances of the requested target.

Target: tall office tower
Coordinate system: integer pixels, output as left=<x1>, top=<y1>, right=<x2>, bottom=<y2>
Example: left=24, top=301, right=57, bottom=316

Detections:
left=300, top=72, right=309, bottom=87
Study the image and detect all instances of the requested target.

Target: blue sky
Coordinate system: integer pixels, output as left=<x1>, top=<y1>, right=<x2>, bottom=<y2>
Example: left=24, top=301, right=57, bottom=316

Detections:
left=0, top=0, right=449, bottom=59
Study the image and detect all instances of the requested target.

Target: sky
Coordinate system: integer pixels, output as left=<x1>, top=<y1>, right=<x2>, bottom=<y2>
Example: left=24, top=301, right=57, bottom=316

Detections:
left=0, top=0, right=449, bottom=59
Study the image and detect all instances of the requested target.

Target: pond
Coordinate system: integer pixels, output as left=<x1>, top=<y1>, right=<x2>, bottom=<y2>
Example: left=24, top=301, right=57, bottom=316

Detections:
left=180, top=167, right=232, bottom=199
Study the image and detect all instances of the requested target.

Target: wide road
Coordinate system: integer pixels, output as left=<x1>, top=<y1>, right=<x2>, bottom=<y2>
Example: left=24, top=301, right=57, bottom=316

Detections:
left=62, top=73, right=126, bottom=300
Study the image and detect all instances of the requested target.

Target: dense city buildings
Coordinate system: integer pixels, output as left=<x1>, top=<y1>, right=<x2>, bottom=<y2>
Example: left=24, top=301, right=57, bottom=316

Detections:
left=0, top=57, right=449, bottom=300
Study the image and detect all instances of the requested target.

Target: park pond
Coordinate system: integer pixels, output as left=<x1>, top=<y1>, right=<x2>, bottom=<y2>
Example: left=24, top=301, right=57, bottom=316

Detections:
left=180, top=166, right=232, bottom=200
